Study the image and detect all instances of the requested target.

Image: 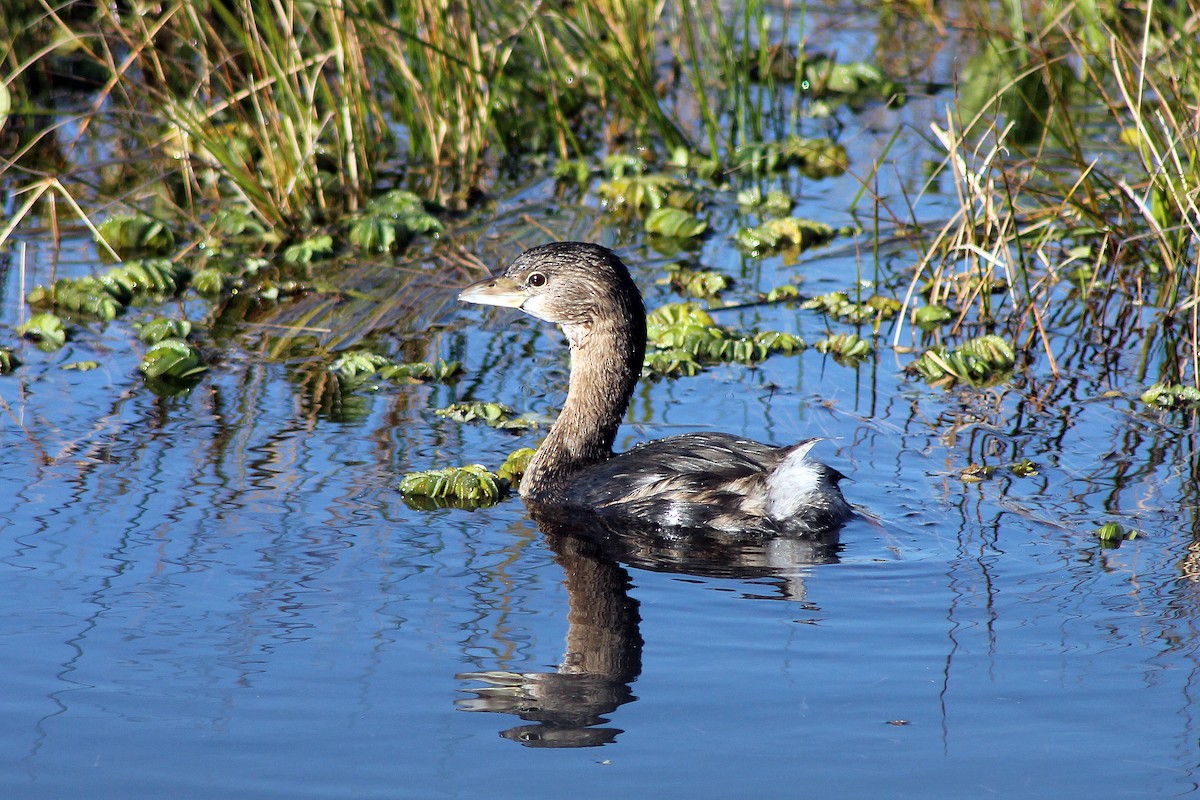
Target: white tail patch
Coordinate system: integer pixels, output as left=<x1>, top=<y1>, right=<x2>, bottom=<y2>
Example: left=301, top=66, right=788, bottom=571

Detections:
left=764, top=439, right=828, bottom=520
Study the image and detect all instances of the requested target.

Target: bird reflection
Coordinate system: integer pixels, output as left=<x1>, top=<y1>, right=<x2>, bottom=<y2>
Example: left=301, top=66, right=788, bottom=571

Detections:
left=456, top=507, right=841, bottom=747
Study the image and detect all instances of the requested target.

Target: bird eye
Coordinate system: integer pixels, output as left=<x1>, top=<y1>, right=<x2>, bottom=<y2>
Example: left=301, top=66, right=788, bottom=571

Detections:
left=527, top=272, right=547, bottom=288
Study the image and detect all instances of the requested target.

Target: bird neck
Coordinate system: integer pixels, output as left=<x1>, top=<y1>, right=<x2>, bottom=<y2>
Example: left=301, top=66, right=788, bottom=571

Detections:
left=520, top=312, right=646, bottom=499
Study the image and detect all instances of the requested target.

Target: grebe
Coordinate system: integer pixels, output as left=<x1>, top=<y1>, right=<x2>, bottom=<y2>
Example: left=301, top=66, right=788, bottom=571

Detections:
left=459, top=242, right=851, bottom=535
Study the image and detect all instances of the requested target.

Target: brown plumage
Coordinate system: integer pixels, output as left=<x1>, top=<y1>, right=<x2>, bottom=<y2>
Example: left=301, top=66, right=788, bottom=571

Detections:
left=459, top=241, right=851, bottom=535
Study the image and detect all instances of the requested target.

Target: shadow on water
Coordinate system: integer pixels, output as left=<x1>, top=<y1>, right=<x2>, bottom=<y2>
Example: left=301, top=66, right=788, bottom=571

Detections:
left=456, top=504, right=842, bottom=747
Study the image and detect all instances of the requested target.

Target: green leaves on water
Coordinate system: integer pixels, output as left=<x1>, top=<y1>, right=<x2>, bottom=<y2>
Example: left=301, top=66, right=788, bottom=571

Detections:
left=136, top=317, right=192, bottom=345
left=140, top=338, right=206, bottom=379
left=644, top=302, right=804, bottom=376
left=803, top=291, right=901, bottom=324
left=661, top=264, right=729, bottom=299
left=401, top=447, right=536, bottom=510
left=18, top=313, right=67, bottom=351
left=914, top=305, right=954, bottom=330
left=1094, top=522, right=1139, bottom=548
left=643, top=207, right=707, bottom=239
left=0, top=348, right=20, bottom=375
left=736, top=187, right=793, bottom=217
left=400, top=464, right=502, bottom=504
left=400, top=464, right=506, bottom=509
left=736, top=216, right=839, bottom=256
left=908, top=335, right=1016, bottom=388
left=497, top=448, right=536, bottom=484
left=960, top=458, right=1038, bottom=483
left=282, top=233, right=333, bottom=265
left=348, top=190, right=443, bottom=254
left=435, top=401, right=538, bottom=431
left=96, top=214, right=175, bottom=260
left=813, top=333, right=872, bottom=365
left=598, top=172, right=681, bottom=213
left=27, top=258, right=189, bottom=321
left=330, top=349, right=462, bottom=389
left=732, top=136, right=849, bottom=179
left=1141, top=383, right=1200, bottom=410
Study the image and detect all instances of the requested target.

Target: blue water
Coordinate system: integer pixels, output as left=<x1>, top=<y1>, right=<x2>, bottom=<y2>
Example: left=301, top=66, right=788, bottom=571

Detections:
left=2, top=208, right=1198, bottom=798
left=2, top=36, right=1199, bottom=795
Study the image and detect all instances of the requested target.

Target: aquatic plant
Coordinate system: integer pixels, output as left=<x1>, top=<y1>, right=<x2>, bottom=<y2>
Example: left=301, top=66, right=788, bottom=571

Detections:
left=400, top=464, right=506, bottom=507
left=1094, top=522, right=1139, bottom=547
left=27, top=259, right=189, bottom=322
left=136, top=318, right=193, bottom=345
left=330, top=350, right=462, bottom=389
left=348, top=191, right=444, bottom=254
left=1141, top=383, right=1200, bottom=410
left=96, top=214, right=176, bottom=260
left=662, top=264, right=731, bottom=299
left=803, top=291, right=901, bottom=324
left=644, top=302, right=804, bottom=375
left=643, top=207, right=708, bottom=239
left=435, top=402, right=538, bottom=431
left=18, top=313, right=67, bottom=351
left=496, top=448, right=536, bottom=486
left=908, top=335, right=1016, bottom=388
left=0, top=348, right=19, bottom=375
left=813, top=333, right=872, bottom=365
left=736, top=187, right=794, bottom=217
left=140, top=339, right=206, bottom=380
left=732, top=136, right=849, bottom=179
left=736, top=217, right=839, bottom=255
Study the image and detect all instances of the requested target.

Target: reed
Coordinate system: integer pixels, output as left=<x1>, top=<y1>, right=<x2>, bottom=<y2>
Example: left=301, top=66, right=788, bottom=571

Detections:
left=897, top=0, right=1199, bottom=384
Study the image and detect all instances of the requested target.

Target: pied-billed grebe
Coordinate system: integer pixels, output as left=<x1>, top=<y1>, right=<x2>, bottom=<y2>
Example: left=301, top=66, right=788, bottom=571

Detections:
left=459, top=242, right=851, bottom=535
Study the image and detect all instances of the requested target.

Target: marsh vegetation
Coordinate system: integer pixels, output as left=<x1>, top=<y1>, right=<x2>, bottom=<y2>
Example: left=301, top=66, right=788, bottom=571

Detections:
left=2, top=0, right=1200, bottom=794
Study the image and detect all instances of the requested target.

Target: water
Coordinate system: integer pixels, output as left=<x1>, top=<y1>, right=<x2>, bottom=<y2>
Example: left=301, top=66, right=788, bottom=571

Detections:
left=3, top=46, right=1199, bottom=800
left=2, top=205, right=1197, bottom=798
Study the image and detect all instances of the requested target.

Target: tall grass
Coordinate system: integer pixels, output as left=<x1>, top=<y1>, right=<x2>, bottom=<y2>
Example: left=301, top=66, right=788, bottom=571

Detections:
left=902, top=0, right=1200, bottom=383
left=2, top=0, right=1197, bottom=386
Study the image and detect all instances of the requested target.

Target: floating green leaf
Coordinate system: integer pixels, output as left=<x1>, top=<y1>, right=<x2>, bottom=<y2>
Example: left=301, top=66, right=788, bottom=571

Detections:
left=62, top=360, right=100, bottom=371
left=914, top=305, right=954, bottom=329
left=803, top=291, right=900, bottom=323
left=136, top=317, right=192, bottom=344
left=348, top=190, right=443, bottom=254
left=283, top=233, right=334, bottom=265
left=0, top=347, right=19, bottom=375
left=96, top=213, right=176, bottom=260
left=140, top=338, right=206, bottom=379
left=191, top=268, right=227, bottom=297
left=552, top=158, right=591, bottom=188
left=27, top=278, right=121, bottom=320
left=400, top=464, right=505, bottom=507
left=19, top=313, right=67, bottom=351
left=644, top=207, right=707, bottom=238
left=642, top=348, right=703, bottom=377
left=27, top=258, right=188, bottom=322
left=765, top=285, right=801, bottom=303
left=435, top=401, right=538, bottom=431
left=737, top=187, right=794, bottom=216
left=814, top=332, right=872, bottom=365
left=908, top=335, right=1016, bottom=388
left=1094, top=522, right=1139, bottom=547
left=733, top=136, right=849, bottom=179
left=497, top=447, right=537, bottom=485
left=331, top=350, right=462, bottom=390
left=598, top=173, right=680, bottom=213
left=1141, top=383, right=1200, bottom=409
left=736, top=216, right=838, bottom=255
left=378, top=360, right=462, bottom=383
left=644, top=302, right=802, bottom=374
left=663, top=265, right=729, bottom=299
